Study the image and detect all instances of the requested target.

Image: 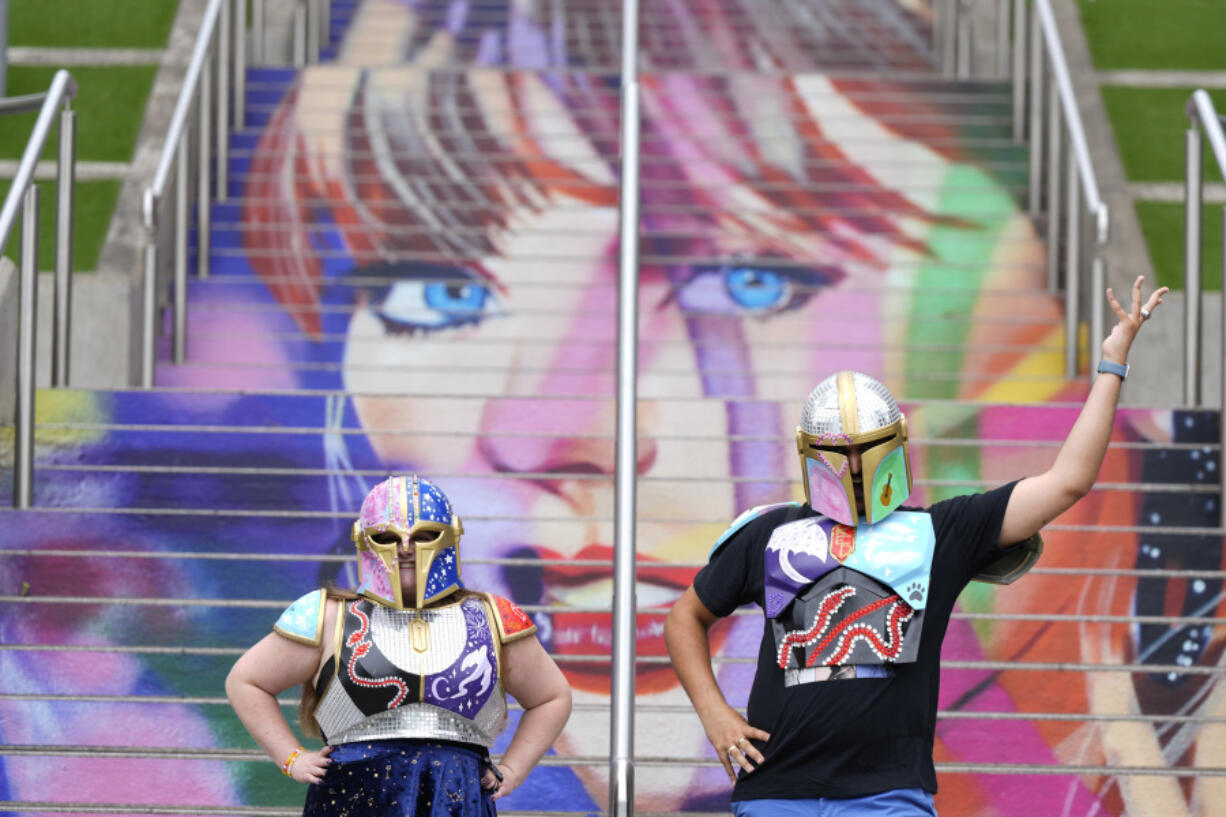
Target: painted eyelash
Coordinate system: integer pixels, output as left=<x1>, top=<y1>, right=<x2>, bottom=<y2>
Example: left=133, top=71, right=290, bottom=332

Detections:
left=375, top=312, right=484, bottom=337
left=659, top=264, right=838, bottom=315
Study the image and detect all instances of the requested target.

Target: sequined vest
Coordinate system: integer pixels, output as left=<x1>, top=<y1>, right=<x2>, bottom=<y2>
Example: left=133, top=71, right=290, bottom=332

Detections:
left=762, top=510, right=935, bottom=686
left=314, top=596, right=506, bottom=747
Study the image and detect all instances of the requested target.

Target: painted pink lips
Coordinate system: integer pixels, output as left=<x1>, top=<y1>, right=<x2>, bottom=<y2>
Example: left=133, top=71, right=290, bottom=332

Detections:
left=532, top=544, right=722, bottom=695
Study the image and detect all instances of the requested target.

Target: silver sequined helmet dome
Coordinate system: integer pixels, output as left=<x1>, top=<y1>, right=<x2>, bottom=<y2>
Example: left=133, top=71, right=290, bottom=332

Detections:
left=800, top=372, right=902, bottom=438
left=795, top=371, right=912, bottom=525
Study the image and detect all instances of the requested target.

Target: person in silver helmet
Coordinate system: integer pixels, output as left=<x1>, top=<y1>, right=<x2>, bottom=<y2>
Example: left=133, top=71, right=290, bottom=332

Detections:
left=226, top=475, right=572, bottom=817
left=664, top=278, right=1168, bottom=817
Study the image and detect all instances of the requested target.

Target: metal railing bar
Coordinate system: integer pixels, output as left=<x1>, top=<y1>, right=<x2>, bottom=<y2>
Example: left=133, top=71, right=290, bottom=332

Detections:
left=0, top=385, right=1181, bottom=408
left=3, top=693, right=1225, bottom=726
left=212, top=196, right=1029, bottom=217
left=4, top=506, right=1220, bottom=536
left=5, top=605, right=1226, bottom=630
left=52, top=108, right=75, bottom=387
left=13, top=186, right=38, bottom=508
left=20, top=464, right=1221, bottom=497
left=6, top=550, right=1226, bottom=580
left=610, top=0, right=641, bottom=812
left=1, top=639, right=1224, bottom=678
left=0, top=74, right=78, bottom=473
left=1031, top=2, right=1105, bottom=226
left=145, top=3, right=220, bottom=211
left=4, top=597, right=1226, bottom=628
left=0, top=91, right=49, bottom=114
left=22, top=425, right=1216, bottom=455
left=4, top=749, right=1219, bottom=779
left=216, top=0, right=231, bottom=204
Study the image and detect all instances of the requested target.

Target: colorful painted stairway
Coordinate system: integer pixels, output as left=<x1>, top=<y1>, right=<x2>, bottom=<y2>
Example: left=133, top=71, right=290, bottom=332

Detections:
left=1, top=1, right=1224, bottom=816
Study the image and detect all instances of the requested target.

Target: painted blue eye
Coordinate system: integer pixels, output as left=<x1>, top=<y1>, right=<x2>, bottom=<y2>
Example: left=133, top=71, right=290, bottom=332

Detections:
left=424, top=281, right=490, bottom=315
left=723, top=266, right=791, bottom=311
left=377, top=277, right=497, bottom=335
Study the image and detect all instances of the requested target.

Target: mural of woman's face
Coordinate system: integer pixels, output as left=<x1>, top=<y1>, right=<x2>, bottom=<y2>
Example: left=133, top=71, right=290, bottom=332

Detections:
left=326, top=54, right=1050, bottom=804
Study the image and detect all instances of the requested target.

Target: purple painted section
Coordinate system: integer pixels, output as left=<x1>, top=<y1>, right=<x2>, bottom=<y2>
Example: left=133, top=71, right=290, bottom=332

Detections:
left=764, top=516, right=841, bottom=618
left=423, top=598, right=498, bottom=716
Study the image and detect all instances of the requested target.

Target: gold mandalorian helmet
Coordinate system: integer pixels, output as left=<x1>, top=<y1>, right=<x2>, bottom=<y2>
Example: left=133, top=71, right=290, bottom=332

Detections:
left=351, top=475, right=464, bottom=609
left=796, top=371, right=912, bottom=526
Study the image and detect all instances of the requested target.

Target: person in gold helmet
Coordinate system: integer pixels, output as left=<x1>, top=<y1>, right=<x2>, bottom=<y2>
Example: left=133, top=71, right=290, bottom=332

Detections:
left=226, top=475, right=572, bottom=817
left=665, top=279, right=1167, bottom=816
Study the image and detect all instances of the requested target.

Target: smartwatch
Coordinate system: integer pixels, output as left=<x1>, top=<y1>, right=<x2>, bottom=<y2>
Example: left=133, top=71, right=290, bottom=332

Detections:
left=1096, top=359, right=1129, bottom=380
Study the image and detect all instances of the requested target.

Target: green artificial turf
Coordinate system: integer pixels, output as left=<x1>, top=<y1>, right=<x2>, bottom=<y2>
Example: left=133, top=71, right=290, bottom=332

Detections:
left=1101, top=86, right=1226, bottom=182
left=9, top=0, right=179, bottom=49
left=0, top=180, right=122, bottom=272
left=1135, top=199, right=1223, bottom=292
left=0, top=66, right=157, bottom=164
left=1078, top=0, right=1226, bottom=71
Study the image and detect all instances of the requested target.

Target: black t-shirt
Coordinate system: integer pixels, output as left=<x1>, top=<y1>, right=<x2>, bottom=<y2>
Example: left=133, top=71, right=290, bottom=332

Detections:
left=692, top=482, right=1018, bottom=801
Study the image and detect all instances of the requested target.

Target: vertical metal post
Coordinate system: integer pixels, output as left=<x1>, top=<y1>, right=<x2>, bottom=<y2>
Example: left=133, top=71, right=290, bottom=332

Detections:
left=307, top=0, right=321, bottom=62
left=610, top=0, right=641, bottom=815
left=0, top=0, right=8, bottom=98
left=1011, top=0, right=1026, bottom=141
left=292, top=3, right=306, bottom=68
left=1045, top=83, right=1062, bottom=292
left=1027, top=6, right=1044, bottom=216
left=996, top=0, right=1011, bottom=78
left=321, top=0, right=332, bottom=53
left=252, top=0, right=264, bottom=63
left=956, top=4, right=971, bottom=79
left=142, top=238, right=157, bottom=388
left=198, top=60, right=213, bottom=279
left=1064, top=160, right=1081, bottom=379
left=1219, top=207, right=1225, bottom=523
left=235, top=0, right=248, bottom=130
left=174, top=134, right=189, bottom=365
left=217, top=0, right=231, bottom=203
left=940, top=0, right=957, bottom=76
left=52, top=108, right=76, bottom=387
left=14, top=185, right=39, bottom=508
left=1090, top=255, right=1105, bottom=377
left=1184, top=127, right=1203, bottom=406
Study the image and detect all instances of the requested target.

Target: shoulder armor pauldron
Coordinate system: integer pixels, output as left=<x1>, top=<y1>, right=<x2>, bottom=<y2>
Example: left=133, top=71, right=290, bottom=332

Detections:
left=708, top=502, right=801, bottom=561
left=274, top=588, right=327, bottom=646
left=484, top=593, right=537, bottom=644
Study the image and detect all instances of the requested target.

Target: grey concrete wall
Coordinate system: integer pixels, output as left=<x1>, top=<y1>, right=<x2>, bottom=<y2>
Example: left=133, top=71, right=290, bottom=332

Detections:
left=0, top=261, right=141, bottom=423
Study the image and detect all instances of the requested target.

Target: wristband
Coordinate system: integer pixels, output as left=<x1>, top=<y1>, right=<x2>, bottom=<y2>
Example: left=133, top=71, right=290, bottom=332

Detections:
left=1096, top=359, right=1129, bottom=380
left=281, top=746, right=305, bottom=777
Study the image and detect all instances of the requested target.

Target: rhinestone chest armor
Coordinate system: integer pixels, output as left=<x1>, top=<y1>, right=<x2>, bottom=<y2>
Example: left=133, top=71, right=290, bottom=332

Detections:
left=314, top=597, right=507, bottom=747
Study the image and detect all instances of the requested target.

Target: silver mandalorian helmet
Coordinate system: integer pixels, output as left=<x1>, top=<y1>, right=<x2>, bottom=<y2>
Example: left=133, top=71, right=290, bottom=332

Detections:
left=796, top=371, right=912, bottom=526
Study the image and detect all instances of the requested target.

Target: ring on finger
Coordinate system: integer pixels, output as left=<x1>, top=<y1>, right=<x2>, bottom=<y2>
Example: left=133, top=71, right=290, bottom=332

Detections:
left=1140, top=307, right=1151, bottom=320
left=726, top=745, right=739, bottom=757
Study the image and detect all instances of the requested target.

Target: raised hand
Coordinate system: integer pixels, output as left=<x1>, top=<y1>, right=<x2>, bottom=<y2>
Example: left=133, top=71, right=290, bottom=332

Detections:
left=1102, top=275, right=1169, bottom=366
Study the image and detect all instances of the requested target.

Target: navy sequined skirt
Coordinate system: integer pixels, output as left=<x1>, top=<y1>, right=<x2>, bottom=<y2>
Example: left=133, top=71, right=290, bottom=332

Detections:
left=302, top=739, right=497, bottom=817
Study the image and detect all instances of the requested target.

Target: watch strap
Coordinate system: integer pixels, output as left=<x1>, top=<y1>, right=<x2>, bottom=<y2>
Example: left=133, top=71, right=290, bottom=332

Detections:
left=1096, top=359, right=1129, bottom=380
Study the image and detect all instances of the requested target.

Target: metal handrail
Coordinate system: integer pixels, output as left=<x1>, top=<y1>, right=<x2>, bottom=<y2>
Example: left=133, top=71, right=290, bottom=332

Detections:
left=610, top=0, right=642, bottom=814
left=139, top=0, right=330, bottom=389
left=0, top=69, right=78, bottom=508
left=1182, top=90, right=1226, bottom=523
left=935, top=0, right=1111, bottom=382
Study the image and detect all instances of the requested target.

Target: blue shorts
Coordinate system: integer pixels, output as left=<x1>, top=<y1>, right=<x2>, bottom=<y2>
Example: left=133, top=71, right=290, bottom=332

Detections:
left=732, top=788, right=936, bottom=817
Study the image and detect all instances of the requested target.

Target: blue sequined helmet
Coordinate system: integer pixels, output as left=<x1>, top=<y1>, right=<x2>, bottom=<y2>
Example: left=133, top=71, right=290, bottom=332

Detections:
left=351, top=475, right=464, bottom=609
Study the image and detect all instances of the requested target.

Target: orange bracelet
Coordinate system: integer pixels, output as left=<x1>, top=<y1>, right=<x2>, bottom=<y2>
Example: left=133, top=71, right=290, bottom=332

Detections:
left=281, top=746, right=305, bottom=777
